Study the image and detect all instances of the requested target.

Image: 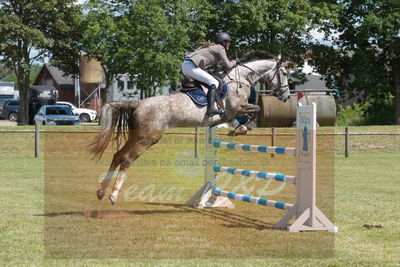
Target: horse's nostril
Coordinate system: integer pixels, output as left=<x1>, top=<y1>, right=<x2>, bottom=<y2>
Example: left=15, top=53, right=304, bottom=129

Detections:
left=288, top=96, right=290, bottom=99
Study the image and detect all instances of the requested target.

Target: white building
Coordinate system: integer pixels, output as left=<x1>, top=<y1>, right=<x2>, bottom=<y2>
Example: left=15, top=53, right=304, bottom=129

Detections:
left=0, top=81, right=16, bottom=100
left=107, top=74, right=170, bottom=102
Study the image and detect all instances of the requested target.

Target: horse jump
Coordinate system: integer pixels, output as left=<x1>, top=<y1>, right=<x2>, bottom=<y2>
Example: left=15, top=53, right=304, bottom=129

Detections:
left=186, top=103, right=337, bottom=232
left=91, top=51, right=291, bottom=205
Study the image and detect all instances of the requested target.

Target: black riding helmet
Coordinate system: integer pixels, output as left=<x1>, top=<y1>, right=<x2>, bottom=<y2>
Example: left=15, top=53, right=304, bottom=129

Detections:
left=215, top=32, right=231, bottom=44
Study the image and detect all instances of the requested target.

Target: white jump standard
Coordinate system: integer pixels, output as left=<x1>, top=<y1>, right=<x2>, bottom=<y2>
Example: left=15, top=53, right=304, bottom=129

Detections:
left=186, top=103, right=337, bottom=232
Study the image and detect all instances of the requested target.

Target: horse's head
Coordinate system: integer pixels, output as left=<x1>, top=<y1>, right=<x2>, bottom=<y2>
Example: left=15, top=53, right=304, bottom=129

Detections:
left=263, top=56, right=290, bottom=102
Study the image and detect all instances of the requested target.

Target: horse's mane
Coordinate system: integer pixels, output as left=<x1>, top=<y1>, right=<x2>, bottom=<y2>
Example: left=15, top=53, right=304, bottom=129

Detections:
left=240, top=50, right=277, bottom=62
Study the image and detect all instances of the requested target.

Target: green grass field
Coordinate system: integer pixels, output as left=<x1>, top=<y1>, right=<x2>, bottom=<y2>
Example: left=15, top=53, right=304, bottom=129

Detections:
left=0, top=126, right=399, bottom=266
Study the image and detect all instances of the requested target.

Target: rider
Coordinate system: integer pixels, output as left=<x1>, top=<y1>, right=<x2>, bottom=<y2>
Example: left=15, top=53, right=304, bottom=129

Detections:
left=182, top=32, right=237, bottom=116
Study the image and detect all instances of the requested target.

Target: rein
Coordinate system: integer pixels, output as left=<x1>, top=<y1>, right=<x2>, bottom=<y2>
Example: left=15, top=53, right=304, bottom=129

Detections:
left=225, top=60, right=290, bottom=102
left=225, top=72, right=250, bottom=88
left=235, top=62, right=289, bottom=94
left=225, top=62, right=267, bottom=88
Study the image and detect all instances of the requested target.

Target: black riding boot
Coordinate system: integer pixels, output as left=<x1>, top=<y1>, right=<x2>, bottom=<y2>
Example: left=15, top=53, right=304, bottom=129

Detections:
left=206, top=85, right=224, bottom=117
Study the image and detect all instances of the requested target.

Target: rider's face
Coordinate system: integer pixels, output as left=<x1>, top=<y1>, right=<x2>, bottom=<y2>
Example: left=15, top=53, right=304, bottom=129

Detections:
left=224, top=41, right=231, bottom=50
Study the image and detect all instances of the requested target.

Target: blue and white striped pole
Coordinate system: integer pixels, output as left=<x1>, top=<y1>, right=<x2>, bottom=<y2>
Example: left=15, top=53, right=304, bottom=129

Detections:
left=214, top=188, right=293, bottom=210
left=213, top=165, right=296, bottom=183
left=212, top=141, right=296, bottom=155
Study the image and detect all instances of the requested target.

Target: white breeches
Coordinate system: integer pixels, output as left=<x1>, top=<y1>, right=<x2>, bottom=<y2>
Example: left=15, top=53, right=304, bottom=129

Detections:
left=181, top=60, right=219, bottom=88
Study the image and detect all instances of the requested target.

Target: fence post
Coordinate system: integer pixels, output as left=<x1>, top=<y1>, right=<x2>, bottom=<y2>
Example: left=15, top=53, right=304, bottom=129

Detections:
left=271, top=127, right=276, bottom=158
left=194, top=127, right=199, bottom=158
left=35, top=120, right=40, bottom=158
left=345, top=127, right=349, bottom=158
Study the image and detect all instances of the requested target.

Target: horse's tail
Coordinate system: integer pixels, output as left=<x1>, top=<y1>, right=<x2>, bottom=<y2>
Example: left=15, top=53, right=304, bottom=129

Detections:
left=89, top=101, right=139, bottom=160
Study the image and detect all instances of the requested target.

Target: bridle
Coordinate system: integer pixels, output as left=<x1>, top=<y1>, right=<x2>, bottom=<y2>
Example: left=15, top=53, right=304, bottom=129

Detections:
left=265, top=64, right=290, bottom=101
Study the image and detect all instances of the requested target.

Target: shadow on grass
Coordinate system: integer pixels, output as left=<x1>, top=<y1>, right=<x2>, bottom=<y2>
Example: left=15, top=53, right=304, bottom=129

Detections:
left=146, top=202, right=275, bottom=230
left=34, top=208, right=192, bottom=219
left=35, top=202, right=275, bottom=230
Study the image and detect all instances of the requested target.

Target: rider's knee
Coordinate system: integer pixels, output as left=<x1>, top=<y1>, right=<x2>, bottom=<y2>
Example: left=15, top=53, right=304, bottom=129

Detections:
left=210, top=80, right=219, bottom=88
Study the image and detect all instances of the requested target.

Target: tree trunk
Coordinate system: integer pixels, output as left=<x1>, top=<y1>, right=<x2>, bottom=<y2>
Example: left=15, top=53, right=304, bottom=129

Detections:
left=393, top=62, right=400, bottom=125
left=19, top=48, right=32, bottom=125
left=22, top=76, right=30, bottom=125
left=101, top=64, right=112, bottom=105
left=15, top=69, right=23, bottom=125
left=14, top=59, right=30, bottom=125
left=17, top=69, right=31, bottom=125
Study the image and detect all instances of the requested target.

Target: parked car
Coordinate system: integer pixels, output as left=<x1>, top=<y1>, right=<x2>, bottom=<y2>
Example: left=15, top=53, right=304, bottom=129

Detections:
left=56, top=101, right=97, bottom=122
left=0, top=99, right=8, bottom=119
left=0, top=99, right=20, bottom=122
left=34, top=105, right=81, bottom=126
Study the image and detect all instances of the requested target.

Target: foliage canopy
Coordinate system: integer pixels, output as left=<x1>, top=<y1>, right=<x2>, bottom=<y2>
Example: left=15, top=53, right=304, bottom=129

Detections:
left=311, top=0, right=400, bottom=124
left=0, top=0, right=83, bottom=124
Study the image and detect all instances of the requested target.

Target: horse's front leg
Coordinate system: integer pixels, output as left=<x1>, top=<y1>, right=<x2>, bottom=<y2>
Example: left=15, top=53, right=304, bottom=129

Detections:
left=237, top=103, right=261, bottom=114
left=228, top=103, right=261, bottom=136
left=243, top=111, right=259, bottom=130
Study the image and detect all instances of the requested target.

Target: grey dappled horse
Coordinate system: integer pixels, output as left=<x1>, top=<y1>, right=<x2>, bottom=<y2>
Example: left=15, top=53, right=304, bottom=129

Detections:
left=90, top=51, right=290, bottom=205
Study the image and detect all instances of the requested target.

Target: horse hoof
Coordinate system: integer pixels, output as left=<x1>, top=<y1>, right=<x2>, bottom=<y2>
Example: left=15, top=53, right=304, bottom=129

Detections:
left=108, top=195, right=117, bottom=205
left=96, top=189, right=105, bottom=200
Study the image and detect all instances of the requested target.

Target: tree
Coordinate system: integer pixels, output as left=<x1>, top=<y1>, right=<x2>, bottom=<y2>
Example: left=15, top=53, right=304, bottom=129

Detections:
left=0, top=0, right=82, bottom=124
left=0, top=63, right=42, bottom=84
left=205, top=0, right=339, bottom=84
left=82, top=0, right=338, bottom=99
left=80, top=1, right=123, bottom=99
left=82, top=0, right=197, bottom=99
left=0, top=63, right=14, bottom=81
left=312, top=0, right=400, bottom=124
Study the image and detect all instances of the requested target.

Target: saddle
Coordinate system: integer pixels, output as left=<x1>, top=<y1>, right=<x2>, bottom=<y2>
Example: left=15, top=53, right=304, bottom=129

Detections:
left=180, top=73, right=229, bottom=106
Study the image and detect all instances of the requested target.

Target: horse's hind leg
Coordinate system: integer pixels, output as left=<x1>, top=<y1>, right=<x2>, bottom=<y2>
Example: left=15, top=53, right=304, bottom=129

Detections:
left=108, top=130, right=163, bottom=205
left=96, top=142, right=133, bottom=201
left=96, top=153, right=121, bottom=200
left=108, top=161, right=130, bottom=205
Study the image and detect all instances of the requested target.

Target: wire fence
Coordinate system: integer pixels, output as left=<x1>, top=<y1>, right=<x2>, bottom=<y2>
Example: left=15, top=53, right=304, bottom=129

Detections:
left=0, top=126, right=399, bottom=158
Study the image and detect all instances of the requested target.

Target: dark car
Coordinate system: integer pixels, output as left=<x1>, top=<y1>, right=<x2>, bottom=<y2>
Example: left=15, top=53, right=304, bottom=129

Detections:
left=0, top=99, right=20, bottom=122
left=34, top=105, right=80, bottom=126
left=0, top=99, right=8, bottom=118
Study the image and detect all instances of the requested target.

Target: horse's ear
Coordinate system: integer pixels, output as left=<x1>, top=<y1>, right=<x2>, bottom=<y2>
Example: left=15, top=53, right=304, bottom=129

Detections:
left=277, top=54, right=284, bottom=66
